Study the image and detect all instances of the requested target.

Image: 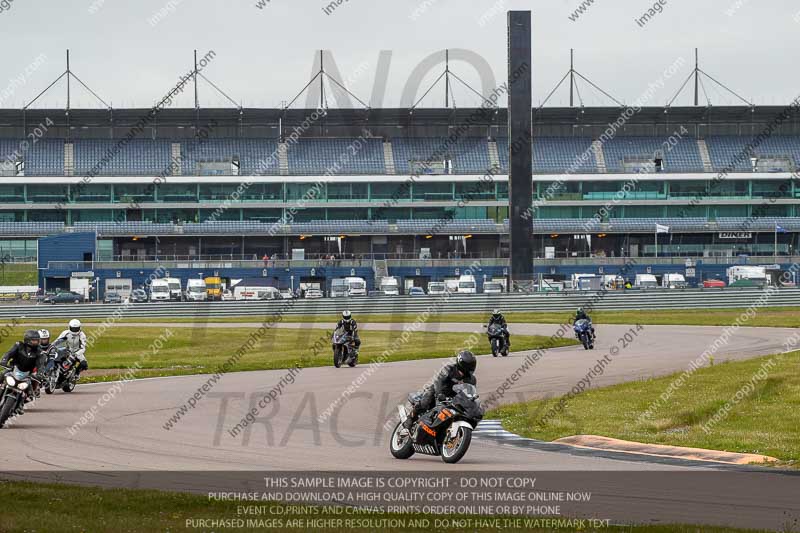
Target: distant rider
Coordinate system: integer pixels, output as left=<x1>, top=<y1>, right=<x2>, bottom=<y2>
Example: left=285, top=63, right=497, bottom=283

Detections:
left=574, top=307, right=596, bottom=339
left=29, top=329, right=54, bottom=398
left=487, top=309, right=510, bottom=348
left=55, top=319, right=88, bottom=377
left=335, top=311, right=361, bottom=353
left=1, top=330, right=46, bottom=409
left=38, top=329, right=53, bottom=356
left=402, top=350, right=477, bottom=431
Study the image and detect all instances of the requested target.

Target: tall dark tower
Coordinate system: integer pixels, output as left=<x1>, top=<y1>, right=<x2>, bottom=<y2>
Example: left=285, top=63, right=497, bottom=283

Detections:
left=507, top=11, right=534, bottom=289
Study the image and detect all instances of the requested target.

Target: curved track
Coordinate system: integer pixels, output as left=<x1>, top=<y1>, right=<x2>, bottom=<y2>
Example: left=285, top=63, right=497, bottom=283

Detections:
left=2, top=323, right=799, bottom=529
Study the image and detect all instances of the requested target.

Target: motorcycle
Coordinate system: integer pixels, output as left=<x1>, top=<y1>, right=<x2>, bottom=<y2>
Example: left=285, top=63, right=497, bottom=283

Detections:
left=331, top=327, right=358, bottom=368
left=390, top=383, right=484, bottom=464
left=574, top=319, right=595, bottom=350
left=485, top=323, right=509, bottom=357
left=0, top=367, right=34, bottom=428
left=44, top=341, right=80, bottom=394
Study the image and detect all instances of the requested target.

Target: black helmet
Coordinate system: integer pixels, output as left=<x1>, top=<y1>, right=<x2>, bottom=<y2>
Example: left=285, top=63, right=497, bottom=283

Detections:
left=23, top=329, right=40, bottom=347
left=456, top=350, right=476, bottom=376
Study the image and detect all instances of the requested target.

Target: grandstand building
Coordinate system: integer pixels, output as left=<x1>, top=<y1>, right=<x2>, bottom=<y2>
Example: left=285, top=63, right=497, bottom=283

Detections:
left=2, top=105, right=799, bottom=292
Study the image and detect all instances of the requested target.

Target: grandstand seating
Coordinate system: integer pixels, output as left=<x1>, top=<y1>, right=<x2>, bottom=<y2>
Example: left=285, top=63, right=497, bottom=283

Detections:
left=5, top=216, right=800, bottom=237
left=392, top=137, right=492, bottom=175
left=73, top=139, right=172, bottom=176
left=0, top=222, right=64, bottom=236
left=496, top=137, right=598, bottom=174
left=395, top=219, right=502, bottom=233
left=706, top=135, right=800, bottom=172
left=602, top=136, right=704, bottom=173
left=2, top=135, right=800, bottom=176
left=25, top=140, right=65, bottom=176
left=181, top=138, right=281, bottom=175
left=287, top=138, right=385, bottom=175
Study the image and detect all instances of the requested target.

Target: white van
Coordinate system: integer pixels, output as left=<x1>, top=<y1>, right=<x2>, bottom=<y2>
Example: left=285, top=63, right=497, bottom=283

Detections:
left=427, top=282, right=447, bottom=295
left=457, top=275, right=476, bottom=294
left=379, top=276, right=400, bottom=296
left=662, top=273, right=688, bottom=289
left=330, top=278, right=349, bottom=298
left=634, top=274, right=658, bottom=290
left=345, top=277, right=367, bottom=297
left=165, top=277, right=182, bottom=301
left=483, top=281, right=504, bottom=294
left=185, top=279, right=208, bottom=301
left=150, top=279, right=171, bottom=301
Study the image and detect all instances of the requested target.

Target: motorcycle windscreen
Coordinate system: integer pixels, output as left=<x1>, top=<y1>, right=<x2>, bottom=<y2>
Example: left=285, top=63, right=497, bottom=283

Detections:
left=453, top=393, right=485, bottom=420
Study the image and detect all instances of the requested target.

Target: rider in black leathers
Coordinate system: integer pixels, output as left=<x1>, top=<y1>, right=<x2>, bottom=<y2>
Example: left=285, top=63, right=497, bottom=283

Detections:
left=402, top=350, right=477, bottom=430
left=335, top=310, right=361, bottom=352
left=574, top=307, right=596, bottom=339
left=1, top=330, right=46, bottom=409
left=487, top=309, right=510, bottom=348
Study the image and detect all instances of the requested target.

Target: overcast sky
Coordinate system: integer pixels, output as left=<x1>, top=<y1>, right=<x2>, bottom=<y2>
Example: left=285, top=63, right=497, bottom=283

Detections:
left=1, top=0, right=798, bottom=109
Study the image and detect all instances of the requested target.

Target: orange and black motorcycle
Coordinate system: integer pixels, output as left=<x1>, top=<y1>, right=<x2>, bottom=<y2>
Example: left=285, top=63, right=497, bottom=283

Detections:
left=389, top=383, right=484, bottom=464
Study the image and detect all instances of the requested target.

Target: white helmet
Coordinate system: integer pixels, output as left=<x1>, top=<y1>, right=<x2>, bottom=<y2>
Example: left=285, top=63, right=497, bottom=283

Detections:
left=69, top=319, right=81, bottom=333
left=38, top=329, right=50, bottom=340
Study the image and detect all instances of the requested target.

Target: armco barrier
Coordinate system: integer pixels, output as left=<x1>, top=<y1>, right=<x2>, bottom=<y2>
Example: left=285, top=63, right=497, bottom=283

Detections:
left=4, top=288, right=799, bottom=319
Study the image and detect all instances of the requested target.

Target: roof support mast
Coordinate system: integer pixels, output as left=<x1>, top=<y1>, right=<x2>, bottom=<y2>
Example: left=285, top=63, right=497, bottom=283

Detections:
left=694, top=48, right=699, bottom=106
left=445, top=49, right=450, bottom=108
left=66, top=50, right=71, bottom=113
left=569, top=49, right=574, bottom=107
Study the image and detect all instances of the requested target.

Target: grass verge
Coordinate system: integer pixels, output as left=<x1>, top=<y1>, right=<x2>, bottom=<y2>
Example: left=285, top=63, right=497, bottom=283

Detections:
left=0, top=480, right=765, bottom=532
left=2, top=325, right=574, bottom=383
left=39, top=305, right=800, bottom=328
left=490, top=351, right=800, bottom=467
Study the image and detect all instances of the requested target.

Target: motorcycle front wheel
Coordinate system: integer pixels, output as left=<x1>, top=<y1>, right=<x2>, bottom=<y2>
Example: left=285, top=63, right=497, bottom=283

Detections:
left=44, top=374, right=56, bottom=394
left=333, top=345, right=341, bottom=368
left=0, top=395, right=17, bottom=428
left=491, top=339, right=498, bottom=357
left=62, top=379, right=76, bottom=393
left=389, top=421, right=415, bottom=459
left=441, top=425, right=472, bottom=464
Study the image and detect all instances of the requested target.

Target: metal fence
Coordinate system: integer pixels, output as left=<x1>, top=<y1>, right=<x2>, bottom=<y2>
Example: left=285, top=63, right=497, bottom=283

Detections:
left=4, top=287, right=798, bottom=320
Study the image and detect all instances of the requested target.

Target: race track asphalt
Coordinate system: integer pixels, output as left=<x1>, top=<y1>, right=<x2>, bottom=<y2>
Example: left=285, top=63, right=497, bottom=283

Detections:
left=2, top=323, right=798, bottom=530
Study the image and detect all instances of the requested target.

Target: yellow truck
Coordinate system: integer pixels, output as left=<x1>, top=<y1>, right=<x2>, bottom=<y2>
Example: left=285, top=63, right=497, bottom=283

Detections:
left=204, top=276, right=223, bottom=301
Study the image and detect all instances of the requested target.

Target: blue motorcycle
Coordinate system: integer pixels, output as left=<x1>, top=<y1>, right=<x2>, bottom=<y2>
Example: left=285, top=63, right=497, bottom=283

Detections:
left=574, top=319, right=595, bottom=350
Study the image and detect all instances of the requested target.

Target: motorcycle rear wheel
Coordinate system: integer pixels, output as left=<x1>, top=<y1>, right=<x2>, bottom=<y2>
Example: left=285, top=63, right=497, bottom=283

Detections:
left=441, top=426, right=472, bottom=464
left=389, top=421, right=415, bottom=459
left=62, top=380, right=76, bottom=393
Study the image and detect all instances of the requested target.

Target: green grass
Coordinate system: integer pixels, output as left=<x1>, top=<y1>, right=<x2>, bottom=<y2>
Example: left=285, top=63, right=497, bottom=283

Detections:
left=0, top=480, right=767, bottom=532
left=61, top=306, right=800, bottom=328
left=0, top=262, right=36, bottom=286
left=2, top=325, right=576, bottom=382
left=490, top=351, right=800, bottom=467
